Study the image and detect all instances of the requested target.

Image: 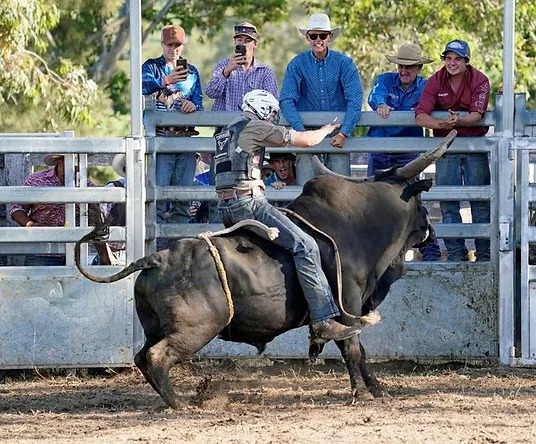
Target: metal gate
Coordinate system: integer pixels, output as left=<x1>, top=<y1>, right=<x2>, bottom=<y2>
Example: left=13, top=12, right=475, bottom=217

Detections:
left=0, top=136, right=146, bottom=368
left=513, top=95, right=536, bottom=365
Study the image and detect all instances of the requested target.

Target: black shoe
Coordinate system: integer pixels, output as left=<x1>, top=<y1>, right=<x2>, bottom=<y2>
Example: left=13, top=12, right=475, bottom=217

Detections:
left=311, top=319, right=360, bottom=342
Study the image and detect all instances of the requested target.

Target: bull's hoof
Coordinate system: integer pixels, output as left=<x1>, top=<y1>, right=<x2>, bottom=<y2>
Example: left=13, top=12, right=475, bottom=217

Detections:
left=308, top=342, right=325, bottom=359
left=369, top=385, right=391, bottom=398
left=350, top=390, right=375, bottom=404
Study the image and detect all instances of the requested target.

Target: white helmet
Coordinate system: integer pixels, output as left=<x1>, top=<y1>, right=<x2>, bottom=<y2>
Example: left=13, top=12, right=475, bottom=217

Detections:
left=242, top=89, right=280, bottom=122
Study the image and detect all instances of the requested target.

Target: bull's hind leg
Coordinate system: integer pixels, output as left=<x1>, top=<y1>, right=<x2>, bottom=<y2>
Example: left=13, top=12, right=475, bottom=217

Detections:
left=143, top=333, right=183, bottom=409
left=336, top=336, right=374, bottom=403
left=134, top=336, right=163, bottom=395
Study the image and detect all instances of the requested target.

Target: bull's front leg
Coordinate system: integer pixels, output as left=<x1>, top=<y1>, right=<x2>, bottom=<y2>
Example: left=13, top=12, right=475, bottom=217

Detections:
left=336, top=335, right=374, bottom=403
left=357, top=342, right=390, bottom=398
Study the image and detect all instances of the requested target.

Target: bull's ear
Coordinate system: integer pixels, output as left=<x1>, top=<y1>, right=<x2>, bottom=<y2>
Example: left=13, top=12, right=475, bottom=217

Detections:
left=400, top=178, right=433, bottom=202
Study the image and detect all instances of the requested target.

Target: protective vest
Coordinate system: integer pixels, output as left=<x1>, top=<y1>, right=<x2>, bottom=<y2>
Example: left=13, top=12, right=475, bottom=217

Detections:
left=214, top=117, right=264, bottom=190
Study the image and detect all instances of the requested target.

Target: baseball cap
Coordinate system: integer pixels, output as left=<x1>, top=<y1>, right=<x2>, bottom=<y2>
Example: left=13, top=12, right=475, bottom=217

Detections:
left=234, top=22, right=258, bottom=41
left=441, top=39, right=471, bottom=60
left=161, top=25, right=185, bottom=45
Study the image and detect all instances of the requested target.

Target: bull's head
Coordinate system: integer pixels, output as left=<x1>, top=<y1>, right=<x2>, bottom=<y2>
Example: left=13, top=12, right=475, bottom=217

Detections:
left=311, top=130, right=457, bottom=255
left=312, top=130, right=457, bottom=183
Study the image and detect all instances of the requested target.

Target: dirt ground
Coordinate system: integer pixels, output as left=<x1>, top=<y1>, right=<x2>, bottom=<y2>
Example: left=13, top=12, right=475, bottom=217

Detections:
left=1, top=360, right=536, bottom=444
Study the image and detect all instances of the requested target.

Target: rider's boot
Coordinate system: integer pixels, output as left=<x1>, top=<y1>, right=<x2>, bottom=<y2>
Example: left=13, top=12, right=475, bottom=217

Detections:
left=311, top=318, right=360, bottom=342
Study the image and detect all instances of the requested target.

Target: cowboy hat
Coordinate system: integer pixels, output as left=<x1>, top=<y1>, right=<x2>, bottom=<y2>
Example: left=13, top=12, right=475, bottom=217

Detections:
left=112, top=154, right=126, bottom=178
left=43, top=154, right=64, bottom=166
left=298, top=13, right=341, bottom=41
left=385, top=44, right=433, bottom=65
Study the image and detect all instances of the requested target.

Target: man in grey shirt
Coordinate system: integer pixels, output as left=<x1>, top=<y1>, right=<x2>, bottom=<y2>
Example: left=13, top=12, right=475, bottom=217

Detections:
left=214, top=89, right=359, bottom=342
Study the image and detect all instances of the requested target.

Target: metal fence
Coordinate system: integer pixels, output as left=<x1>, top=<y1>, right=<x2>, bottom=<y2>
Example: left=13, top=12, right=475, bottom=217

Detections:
left=0, top=93, right=521, bottom=366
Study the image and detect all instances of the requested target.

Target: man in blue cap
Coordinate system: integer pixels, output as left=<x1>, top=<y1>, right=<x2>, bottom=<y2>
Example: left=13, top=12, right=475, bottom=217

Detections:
left=416, top=39, right=491, bottom=262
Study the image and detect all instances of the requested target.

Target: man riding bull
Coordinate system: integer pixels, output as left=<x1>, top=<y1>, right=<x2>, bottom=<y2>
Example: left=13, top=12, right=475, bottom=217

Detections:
left=214, top=89, right=359, bottom=342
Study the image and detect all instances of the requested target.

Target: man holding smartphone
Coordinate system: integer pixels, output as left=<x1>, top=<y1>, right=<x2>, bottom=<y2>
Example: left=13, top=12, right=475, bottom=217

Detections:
left=142, top=25, right=204, bottom=245
left=206, top=22, right=278, bottom=111
left=205, top=22, right=279, bottom=222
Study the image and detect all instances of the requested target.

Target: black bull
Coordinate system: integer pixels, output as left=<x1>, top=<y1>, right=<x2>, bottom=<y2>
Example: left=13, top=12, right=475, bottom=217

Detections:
left=75, top=131, right=456, bottom=408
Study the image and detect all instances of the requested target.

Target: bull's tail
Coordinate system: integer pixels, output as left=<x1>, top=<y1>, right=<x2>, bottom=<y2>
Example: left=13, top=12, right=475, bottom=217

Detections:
left=75, top=223, right=157, bottom=283
left=359, top=310, right=381, bottom=326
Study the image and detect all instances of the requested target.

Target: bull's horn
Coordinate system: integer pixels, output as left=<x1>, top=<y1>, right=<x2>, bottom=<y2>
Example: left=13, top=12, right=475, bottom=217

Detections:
left=312, top=156, right=367, bottom=183
left=395, top=130, right=457, bottom=180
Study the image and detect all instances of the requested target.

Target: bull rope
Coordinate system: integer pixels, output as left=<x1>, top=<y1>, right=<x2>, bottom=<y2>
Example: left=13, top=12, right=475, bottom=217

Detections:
left=198, top=220, right=281, bottom=326
left=279, top=208, right=363, bottom=322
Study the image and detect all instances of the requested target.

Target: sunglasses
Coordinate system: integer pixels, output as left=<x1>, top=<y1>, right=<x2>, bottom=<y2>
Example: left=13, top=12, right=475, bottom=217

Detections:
left=308, top=32, right=330, bottom=41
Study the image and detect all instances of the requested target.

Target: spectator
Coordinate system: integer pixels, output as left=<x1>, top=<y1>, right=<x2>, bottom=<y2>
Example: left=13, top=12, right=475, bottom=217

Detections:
left=264, top=153, right=297, bottom=190
left=261, top=161, right=275, bottom=181
left=215, top=89, right=359, bottom=343
left=205, top=22, right=279, bottom=222
left=9, top=154, right=110, bottom=266
left=206, top=22, right=278, bottom=112
left=92, top=154, right=127, bottom=265
left=142, top=24, right=203, bottom=236
left=415, top=39, right=491, bottom=262
left=100, top=154, right=126, bottom=227
left=367, top=43, right=441, bottom=261
left=263, top=153, right=297, bottom=208
left=280, top=13, right=363, bottom=179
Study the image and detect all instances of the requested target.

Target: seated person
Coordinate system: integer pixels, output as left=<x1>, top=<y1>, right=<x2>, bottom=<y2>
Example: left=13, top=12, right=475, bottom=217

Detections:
left=9, top=154, right=111, bottom=266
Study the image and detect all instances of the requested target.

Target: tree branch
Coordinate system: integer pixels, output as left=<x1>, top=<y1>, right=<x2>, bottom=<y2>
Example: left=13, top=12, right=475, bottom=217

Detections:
left=21, top=49, right=64, bottom=85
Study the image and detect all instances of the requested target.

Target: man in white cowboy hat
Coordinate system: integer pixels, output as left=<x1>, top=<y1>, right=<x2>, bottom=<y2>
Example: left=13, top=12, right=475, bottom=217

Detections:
left=279, top=12, right=363, bottom=179
left=92, top=154, right=127, bottom=265
left=366, top=43, right=441, bottom=261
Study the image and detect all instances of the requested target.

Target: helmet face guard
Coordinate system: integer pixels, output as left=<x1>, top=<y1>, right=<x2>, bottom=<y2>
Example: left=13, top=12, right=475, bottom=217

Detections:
left=242, top=89, right=280, bottom=122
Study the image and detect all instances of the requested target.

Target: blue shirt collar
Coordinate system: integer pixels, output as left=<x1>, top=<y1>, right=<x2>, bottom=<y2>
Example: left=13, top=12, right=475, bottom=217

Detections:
left=308, top=47, right=331, bottom=63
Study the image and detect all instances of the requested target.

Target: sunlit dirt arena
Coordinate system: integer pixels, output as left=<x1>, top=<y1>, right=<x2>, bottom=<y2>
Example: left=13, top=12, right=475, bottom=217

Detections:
left=1, top=360, right=536, bottom=443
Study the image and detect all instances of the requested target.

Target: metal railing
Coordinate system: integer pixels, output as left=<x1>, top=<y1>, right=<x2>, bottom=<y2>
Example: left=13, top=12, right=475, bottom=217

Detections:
left=143, top=95, right=499, bottom=264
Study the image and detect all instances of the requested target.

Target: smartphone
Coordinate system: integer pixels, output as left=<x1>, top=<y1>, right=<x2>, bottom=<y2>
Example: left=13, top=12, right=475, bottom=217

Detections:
left=176, top=58, right=188, bottom=71
left=235, top=44, right=246, bottom=64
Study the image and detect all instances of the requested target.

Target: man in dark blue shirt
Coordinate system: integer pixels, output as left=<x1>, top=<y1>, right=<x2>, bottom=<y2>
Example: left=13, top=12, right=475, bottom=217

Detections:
left=367, top=44, right=441, bottom=261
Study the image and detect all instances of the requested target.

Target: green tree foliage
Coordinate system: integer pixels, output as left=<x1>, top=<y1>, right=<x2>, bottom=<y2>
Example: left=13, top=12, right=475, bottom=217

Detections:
left=312, top=0, right=536, bottom=106
left=0, top=0, right=290, bottom=133
left=0, top=0, right=98, bottom=130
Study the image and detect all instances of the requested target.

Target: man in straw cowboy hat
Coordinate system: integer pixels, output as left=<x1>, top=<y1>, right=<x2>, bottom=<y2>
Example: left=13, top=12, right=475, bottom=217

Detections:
left=280, top=13, right=363, bottom=179
left=415, top=39, right=491, bottom=262
left=367, top=43, right=441, bottom=261
left=9, top=154, right=112, bottom=265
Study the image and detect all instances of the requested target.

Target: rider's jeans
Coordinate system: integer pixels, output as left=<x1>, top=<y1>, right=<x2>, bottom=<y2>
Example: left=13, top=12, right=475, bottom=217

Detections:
left=218, top=194, right=340, bottom=322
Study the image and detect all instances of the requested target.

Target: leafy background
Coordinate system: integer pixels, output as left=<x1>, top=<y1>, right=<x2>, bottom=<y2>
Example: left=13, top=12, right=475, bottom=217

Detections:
left=1, top=0, right=534, bottom=183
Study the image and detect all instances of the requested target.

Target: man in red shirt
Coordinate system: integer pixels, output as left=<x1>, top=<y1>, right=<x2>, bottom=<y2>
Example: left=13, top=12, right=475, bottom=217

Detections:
left=415, top=39, right=490, bottom=262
